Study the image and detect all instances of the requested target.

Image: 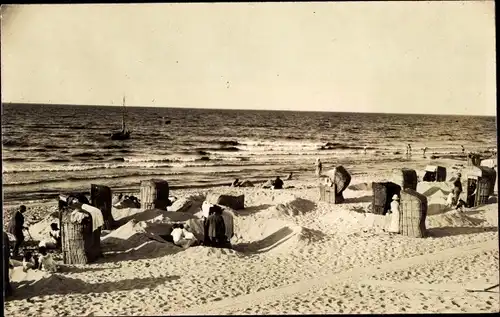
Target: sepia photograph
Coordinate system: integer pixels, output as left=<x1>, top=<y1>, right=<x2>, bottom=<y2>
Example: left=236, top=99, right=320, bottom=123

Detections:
left=1, top=1, right=498, bottom=315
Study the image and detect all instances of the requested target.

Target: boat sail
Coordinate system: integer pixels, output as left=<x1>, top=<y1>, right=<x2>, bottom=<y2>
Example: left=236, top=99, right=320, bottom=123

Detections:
left=111, top=96, right=131, bottom=140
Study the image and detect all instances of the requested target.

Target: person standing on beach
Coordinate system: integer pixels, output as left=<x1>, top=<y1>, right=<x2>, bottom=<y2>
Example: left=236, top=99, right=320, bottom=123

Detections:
left=206, top=205, right=228, bottom=248
left=8, top=205, right=28, bottom=257
left=406, top=144, right=412, bottom=156
left=422, top=147, right=428, bottom=157
left=363, top=146, right=367, bottom=155
left=461, top=145, right=465, bottom=154
left=315, top=158, right=322, bottom=178
left=452, top=173, right=463, bottom=206
left=387, top=194, right=400, bottom=234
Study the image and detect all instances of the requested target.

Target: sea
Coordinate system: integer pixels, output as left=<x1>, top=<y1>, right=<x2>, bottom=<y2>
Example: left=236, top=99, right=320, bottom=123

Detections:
left=1, top=103, right=497, bottom=203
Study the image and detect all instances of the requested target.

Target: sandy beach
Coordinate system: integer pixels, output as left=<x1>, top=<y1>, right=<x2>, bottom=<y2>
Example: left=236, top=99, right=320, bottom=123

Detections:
left=3, top=155, right=499, bottom=316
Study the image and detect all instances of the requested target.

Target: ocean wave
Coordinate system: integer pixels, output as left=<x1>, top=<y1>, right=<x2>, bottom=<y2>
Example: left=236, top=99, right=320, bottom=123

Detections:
left=208, top=140, right=240, bottom=146
left=3, top=158, right=28, bottom=162
left=3, top=171, right=191, bottom=186
left=2, top=139, right=29, bottom=147
left=44, top=158, right=72, bottom=163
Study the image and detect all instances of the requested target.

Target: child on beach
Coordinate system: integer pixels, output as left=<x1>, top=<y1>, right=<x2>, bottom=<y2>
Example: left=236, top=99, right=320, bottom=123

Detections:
left=37, top=246, right=58, bottom=273
left=170, top=223, right=197, bottom=249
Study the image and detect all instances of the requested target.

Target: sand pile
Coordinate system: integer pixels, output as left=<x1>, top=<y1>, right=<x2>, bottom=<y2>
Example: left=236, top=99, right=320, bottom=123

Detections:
left=10, top=267, right=54, bottom=289
left=348, top=182, right=372, bottom=191
left=424, top=187, right=451, bottom=216
left=101, top=220, right=171, bottom=253
left=272, top=197, right=316, bottom=217
left=112, top=206, right=143, bottom=222
left=426, top=210, right=485, bottom=228
left=27, top=208, right=60, bottom=242
left=418, top=182, right=453, bottom=196
left=296, top=227, right=328, bottom=244
left=114, top=208, right=197, bottom=227
left=168, top=193, right=206, bottom=213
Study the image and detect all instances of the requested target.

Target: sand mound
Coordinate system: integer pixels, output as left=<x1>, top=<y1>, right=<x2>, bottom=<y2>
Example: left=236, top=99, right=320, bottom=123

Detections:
left=424, top=187, right=451, bottom=216
left=112, top=207, right=143, bottom=221
left=426, top=210, right=486, bottom=228
left=27, top=208, right=60, bottom=242
left=168, top=193, right=206, bottom=214
left=182, top=245, right=241, bottom=258
left=272, top=197, right=316, bottom=217
left=114, top=208, right=197, bottom=227
left=101, top=220, right=169, bottom=252
left=296, top=227, right=328, bottom=244
left=348, top=182, right=372, bottom=191
left=417, top=182, right=453, bottom=196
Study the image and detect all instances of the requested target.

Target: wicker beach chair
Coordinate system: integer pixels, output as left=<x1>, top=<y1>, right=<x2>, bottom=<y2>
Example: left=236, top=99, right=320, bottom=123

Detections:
left=91, top=184, right=116, bottom=230
left=400, top=188, right=427, bottom=238
left=466, top=166, right=496, bottom=207
left=423, top=165, right=447, bottom=182
left=61, top=207, right=102, bottom=265
left=371, top=182, right=401, bottom=215
left=392, top=168, right=418, bottom=190
left=140, top=179, right=170, bottom=210
left=320, top=166, right=351, bottom=204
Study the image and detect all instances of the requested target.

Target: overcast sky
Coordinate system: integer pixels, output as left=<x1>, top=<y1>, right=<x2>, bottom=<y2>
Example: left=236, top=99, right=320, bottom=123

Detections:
left=1, top=2, right=495, bottom=115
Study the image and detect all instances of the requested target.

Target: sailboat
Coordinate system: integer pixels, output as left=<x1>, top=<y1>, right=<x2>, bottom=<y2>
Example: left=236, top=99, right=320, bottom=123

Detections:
left=110, top=96, right=131, bottom=140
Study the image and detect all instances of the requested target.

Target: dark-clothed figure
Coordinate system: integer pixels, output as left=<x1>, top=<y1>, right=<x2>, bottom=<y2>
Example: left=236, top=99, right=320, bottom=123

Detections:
left=49, top=223, right=61, bottom=249
left=452, top=173, right=463, bottom=206
left=272, top=176, right=284, bottom=190
left=232, top=179, right=241, bottom=187
left=466, top=179, right=477, bottom=207
left=205, top=205, right=228, bottom=248
left=8, top=205, right=27, bottom=257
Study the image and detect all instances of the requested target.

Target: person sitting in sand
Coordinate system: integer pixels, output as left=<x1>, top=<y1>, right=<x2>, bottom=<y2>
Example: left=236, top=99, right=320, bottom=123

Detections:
left=37, top=246, right=58, bottom=273
left=272, top=176, right=284, bottom=190
left=387, top=194, right=400, bottom=235
left=231, top=178, right=242, bottom=187
left=171, top=223, right=197, bottom=249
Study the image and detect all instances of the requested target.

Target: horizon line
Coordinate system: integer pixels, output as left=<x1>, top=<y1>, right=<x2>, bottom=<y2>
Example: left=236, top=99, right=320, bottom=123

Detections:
left=1, top=101, right=496, bottom=118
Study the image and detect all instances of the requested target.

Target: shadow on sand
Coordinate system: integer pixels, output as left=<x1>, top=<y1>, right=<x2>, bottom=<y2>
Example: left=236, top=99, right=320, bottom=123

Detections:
left=57, top=265, right=113, bottom=274
left=344, top=195, right=373, bottom=204
left=115, top=209, right=196, bottom=227
left=427, top=226, right=498, bottom=238
left=98, top=235, right=184, bottom=263
left=232, top=227, right=297, bottom=255
left=234, top=204, right=273, bottom=217
left=9, top=274, right=180, bottom=301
